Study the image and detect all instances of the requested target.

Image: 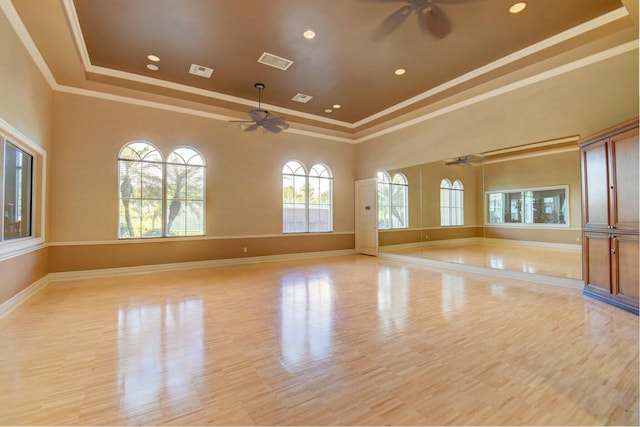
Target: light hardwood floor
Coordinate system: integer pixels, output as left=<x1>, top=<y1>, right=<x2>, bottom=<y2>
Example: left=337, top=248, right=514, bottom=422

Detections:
left=0, top=254, right=637, bottom=425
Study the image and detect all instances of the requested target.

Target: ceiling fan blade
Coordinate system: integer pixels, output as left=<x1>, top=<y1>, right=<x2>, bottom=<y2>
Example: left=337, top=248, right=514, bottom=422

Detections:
left=243, top=123, right=260, bottom=132
left=265, top=117, right=288, bottom=125
left=420, top=4, right=451, bottom=39
left=262, top=123, right=284, bottom=133
left=372, top=5, right=412, bottom=40
left=229, top=120, right=256, bottom=123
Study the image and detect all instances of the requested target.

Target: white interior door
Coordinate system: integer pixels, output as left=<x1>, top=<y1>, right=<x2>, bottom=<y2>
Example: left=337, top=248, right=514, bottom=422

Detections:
left=355, top=178, right=378, bottom=256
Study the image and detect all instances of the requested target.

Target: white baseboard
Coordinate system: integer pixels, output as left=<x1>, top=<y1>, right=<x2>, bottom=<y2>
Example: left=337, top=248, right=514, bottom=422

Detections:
left=46, top=249, right=356, bottom=282
left=0, top=275, right=50, bottom=320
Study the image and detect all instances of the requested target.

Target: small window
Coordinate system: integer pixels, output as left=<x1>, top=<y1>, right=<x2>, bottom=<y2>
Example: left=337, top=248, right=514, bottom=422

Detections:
left=377, top=172, right=408, bottom=230
left=440, top=178, right=464, bottom=226
left=282, top=161, right=333, bottom=233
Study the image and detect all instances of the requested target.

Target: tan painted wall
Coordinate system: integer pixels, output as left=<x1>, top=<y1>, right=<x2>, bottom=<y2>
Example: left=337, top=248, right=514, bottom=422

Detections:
left=0, top=10, right=52, bottom=148
left=0, top=9, right=52, bottom=306
left=48, top=234, right=353, bottom=273
left=47, top=92, right=356, bottom=272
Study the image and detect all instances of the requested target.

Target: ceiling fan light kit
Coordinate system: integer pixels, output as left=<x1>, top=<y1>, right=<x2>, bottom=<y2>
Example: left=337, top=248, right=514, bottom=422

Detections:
left=229, top=83, right=290, bottom=134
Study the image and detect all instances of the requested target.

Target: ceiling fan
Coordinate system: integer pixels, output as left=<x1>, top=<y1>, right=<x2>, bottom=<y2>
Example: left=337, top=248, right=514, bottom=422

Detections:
left=368, top=0, right=473, bottom=40
left=445, top=154, right=484, bottom=166
left=230, top=83, right=289, bottom=133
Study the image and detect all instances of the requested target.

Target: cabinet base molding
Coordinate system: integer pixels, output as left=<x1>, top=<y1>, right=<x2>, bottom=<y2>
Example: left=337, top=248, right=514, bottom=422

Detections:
left=583, top=288, right=639, bottom=316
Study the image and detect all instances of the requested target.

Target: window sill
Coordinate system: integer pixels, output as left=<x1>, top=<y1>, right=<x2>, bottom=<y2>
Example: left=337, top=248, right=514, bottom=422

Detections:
left=0, top=236, right=45, bottom=262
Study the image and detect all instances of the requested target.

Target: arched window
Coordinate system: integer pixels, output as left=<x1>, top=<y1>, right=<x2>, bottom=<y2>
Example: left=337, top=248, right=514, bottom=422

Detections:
left=282, top=161, right=333, bottom=233
left=308, top=164, right=333, bottom=232
left=166, top=147, right=206, bottom=236
left=440, top=178, right=464, bottom=226
left=377, top=172, right=408, bottom=230
left=118, top=142, right=205, bottom=238
left=118, top=142, right=164, bottom=238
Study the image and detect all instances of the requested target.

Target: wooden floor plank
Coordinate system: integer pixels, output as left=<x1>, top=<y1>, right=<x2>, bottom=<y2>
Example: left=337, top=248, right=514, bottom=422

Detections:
left=0, top=254, right=636, bottom=425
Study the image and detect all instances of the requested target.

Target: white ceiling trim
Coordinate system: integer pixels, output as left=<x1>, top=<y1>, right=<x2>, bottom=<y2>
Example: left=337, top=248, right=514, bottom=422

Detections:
left=1, top=0, right=637, bottom=146
left=60, top=0, right=629, bottom=129
left=55, top=85, right=356, bottom=143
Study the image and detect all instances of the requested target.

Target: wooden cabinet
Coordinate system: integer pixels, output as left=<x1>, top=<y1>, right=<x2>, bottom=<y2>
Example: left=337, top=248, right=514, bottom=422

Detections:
left=581, top=118, right=639, bottom=315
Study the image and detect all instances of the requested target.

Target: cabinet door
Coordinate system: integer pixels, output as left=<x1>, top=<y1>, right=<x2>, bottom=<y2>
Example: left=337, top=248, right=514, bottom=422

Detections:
left=583, top=232, right=612, bottom=294
left=613, top=234, right=639, bottom=305
left=610, top=128, right=639, bottom=231
left=582, top=140, right=610, bottom=229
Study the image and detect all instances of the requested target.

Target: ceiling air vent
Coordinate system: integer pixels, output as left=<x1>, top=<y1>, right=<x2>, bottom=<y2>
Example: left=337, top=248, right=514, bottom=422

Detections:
left=189, top=64, right=214, bottom=78
left=257, top=52, right=293, bottom=71
left=291, top=93, right=313, bottom=103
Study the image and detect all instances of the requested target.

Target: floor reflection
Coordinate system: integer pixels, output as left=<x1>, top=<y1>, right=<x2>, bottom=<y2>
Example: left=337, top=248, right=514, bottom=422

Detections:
left=280, top=272, right=333, bottom=371
left=382, top=240, right=582, bottom=279
left=441, top=274, right=466, bottom=317
left=377, top=267, right=410, bottom=335
left=117, top=298, right=204, bottom=414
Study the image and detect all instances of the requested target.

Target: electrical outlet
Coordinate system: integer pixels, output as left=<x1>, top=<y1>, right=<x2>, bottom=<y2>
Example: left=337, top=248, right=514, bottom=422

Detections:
left=243, top=247, right=247, bottom=253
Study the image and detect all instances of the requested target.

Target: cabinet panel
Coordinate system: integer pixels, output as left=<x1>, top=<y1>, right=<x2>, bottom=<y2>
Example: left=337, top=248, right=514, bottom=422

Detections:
left=613, top=234, right=639, bottom=304
left=582, top=140, right=610, bottom=229
left=583, top=232, right=612, bottom=294
left=610, top=128, right=640, bottom=231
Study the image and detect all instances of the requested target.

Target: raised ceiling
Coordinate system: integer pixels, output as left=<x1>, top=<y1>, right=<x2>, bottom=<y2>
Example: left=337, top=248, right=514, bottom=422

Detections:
left=7, top=0, right=637, bottom=138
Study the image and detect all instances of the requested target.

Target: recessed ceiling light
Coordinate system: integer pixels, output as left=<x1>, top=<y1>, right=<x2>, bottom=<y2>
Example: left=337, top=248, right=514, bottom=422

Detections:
left=303, top=30, right=316, bottom=39
left=325, top=109, right=333, bottom=113
left=509, top=2, right=526, bottom=13
left=147, top=54, right=160, bottom=62
left=395, top=68, right=406, bottom=76
left=333, top=104, right=341, bottom=109
left=146, top=64, right=159, bottom=71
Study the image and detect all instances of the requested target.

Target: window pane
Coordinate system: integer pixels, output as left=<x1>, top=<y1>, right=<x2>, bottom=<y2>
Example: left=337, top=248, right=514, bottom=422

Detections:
left=140, top=200, right=163, bottom=237
left=119, top=198, right=163, bottom=238
left=118, top=142, right=164, bottom=239
left=166, top=149, right=205, bottom=237
left=283, top=162, right=309, bottom=233
left=3, top=142, right=33, bottom=240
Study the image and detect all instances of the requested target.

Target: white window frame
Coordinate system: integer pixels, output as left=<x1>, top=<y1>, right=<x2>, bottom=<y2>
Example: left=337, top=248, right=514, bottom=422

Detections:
left=165, top=146, right=206, bottom=237
left=440, top=178, right=464, bottom=226
left=118, top=141, right=205, bottom=239
left=377, top=171, right=409, bottom=230
left=282, top=160, right=333, bottom=233
left=0, top=117, right=45, bottom=259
